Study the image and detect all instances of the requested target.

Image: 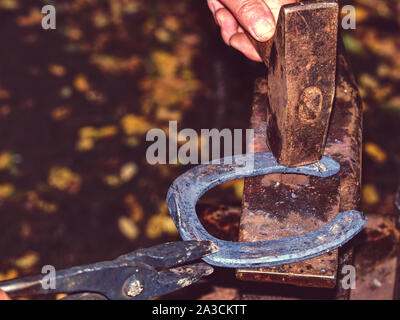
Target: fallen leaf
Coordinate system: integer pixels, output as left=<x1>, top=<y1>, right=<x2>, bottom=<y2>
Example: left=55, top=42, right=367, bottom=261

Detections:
left=364, top=142, right=387, bottom=163
left=120, top=162, right=138, bottom=182
left=104, top=174, right=120, bottom=187
left=65, top=27, right=83, bottom=41
left=48, top=167, right=82, bottom=194
left=48, top=64, right=66, bottom=77
left=0, top=183, right=15, bottom=199
left=362, top=184, right=380, bottom=206
left=124, top=194, right=144, bottom=222
left=146, top=214, right=178, bottom=239
left=121, top=114, right=153, bottom=135
left=0, top=269, right=18, bottom=281
left=14, top=252, right=39, bottom=269
left=118, top=216, right=139, bottom=241
left=98, top=125, right=118, bottom=138
left=0, top=152, right=13, bottom=170
left=74, top=74, right=91, bottom=92
left=16, top=8, right=42, bottom=27
left=51, top=106, right=71, bottom=120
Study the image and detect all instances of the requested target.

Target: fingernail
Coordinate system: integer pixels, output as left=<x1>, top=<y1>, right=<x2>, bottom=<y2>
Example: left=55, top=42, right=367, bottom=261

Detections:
left=215, top=13, right=222, bottom=26
left=250, top=19, right=274, bottom=42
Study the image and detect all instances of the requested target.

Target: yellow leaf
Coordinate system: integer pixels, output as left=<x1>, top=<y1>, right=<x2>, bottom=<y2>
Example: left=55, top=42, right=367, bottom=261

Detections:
left=36, top=199, right=58, bottom=213
left=51, top=106, right=71, bottom=120
left=233, top=179, right=244, bottom=200
left=90, top=55, right=141, bottom=74
left=104, top=174, right=121, bottom=187
left=16, top=8, right=42, bottom=27
left=0, top=269, right=18, bottom=281
left=65, top=27, right=82, bottom=41
left=121, top=114, right=153, bottom=135
left=20, top=222, right=31, bottom=239
left=124, top=194, right=144, bottom=222
left=364, top=142, right=387, bottom=163
left=0, top=152, right=13, bottom=170
left=76, top=137, right=95, bottom=151
left=124, top=136, right=140, bottom=147
left=146, top=214, right=178, bottom=239
left=48, top=167, right=82, bottom=194
left=0, top=0, right=19, bottom=10
left=362, top=184, right=380, bottom=206
left=155, top=28, right=171, bottom=43
left=74, top=74, right=91, bottom=92
left=59, top=86, right=73, bottom=99
left=98, top=125, right=118, bottom=138
left=155, top=107, right=182, bottom=121
left=48, top=64, right=66, bottom=77
left=359, top=73, right=379, bottom=89
left=14, top=252, right=39, bottom=269
left=163, top=16, right=180, bottom=32
left=79, top=126, right=98, bottom=139
left=151, top=51, right=179, bottom=77
left=355, top=7, right=369, bottom=23
left=120, top=162, right=138, bottom=183
left=0, top=183, right=15, bottom=199
left=118, top=216, right=139, bottom=241
left=85, top=90, right=105, bottom=103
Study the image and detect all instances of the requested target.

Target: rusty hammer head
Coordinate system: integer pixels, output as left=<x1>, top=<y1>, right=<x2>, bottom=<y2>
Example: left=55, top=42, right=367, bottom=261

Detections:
left=249, top=0, right=339, bottom=167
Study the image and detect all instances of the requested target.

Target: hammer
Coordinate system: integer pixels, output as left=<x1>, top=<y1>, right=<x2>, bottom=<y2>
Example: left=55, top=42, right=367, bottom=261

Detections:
left=248, top=0, right=339, bottom=166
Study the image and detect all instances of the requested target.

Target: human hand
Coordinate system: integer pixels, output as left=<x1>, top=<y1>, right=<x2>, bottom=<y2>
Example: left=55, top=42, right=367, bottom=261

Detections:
left=207, top=0, right=299, bottom=61
left=0, top=289, right=11, bottom=300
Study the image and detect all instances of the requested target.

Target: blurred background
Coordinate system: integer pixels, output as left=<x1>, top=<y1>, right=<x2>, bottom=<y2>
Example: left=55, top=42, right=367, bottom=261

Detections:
left=0, top=0, right=399, bottom=299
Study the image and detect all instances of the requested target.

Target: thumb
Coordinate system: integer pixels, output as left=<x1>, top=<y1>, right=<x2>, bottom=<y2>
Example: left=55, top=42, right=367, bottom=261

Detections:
left=219, top=0, right=275, bottom=41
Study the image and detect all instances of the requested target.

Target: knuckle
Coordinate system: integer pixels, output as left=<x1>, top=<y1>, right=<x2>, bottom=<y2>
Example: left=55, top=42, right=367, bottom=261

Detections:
left=235, top=0, right=260, bottom=19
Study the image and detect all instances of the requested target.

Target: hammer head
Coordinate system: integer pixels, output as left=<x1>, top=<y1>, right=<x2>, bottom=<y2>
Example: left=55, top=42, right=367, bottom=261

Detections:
left=252, top=1, right=339, bottom=167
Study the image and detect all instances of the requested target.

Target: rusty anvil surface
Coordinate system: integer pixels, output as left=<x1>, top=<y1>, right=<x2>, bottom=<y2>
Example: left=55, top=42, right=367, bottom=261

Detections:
left=236, top=0, right=363, bottom=292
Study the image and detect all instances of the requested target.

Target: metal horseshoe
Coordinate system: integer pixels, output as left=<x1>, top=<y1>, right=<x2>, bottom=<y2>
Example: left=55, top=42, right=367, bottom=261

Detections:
left=167, top=152, right=366, bottom=268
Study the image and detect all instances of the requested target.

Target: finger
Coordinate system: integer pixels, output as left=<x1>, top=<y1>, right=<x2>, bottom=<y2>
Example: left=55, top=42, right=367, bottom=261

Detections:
left=220, top=0, right=275, bottom=41
left=0, top=289, right=11, bottom=300
left=215, top=8, right=239, bottom=45
left=207, top=0, right=225, bottom=15
left=230, top=33, right=263, bottom=62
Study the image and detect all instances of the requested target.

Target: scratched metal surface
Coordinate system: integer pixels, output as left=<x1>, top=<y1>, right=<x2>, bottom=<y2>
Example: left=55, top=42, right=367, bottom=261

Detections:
left=265, top=0, right=339, bottom=166
left=167, top=152, right=366, bottom=268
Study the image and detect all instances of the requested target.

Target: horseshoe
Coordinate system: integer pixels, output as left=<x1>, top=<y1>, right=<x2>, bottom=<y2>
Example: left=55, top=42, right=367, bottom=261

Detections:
left=167, top=152, right=366, bottom=268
